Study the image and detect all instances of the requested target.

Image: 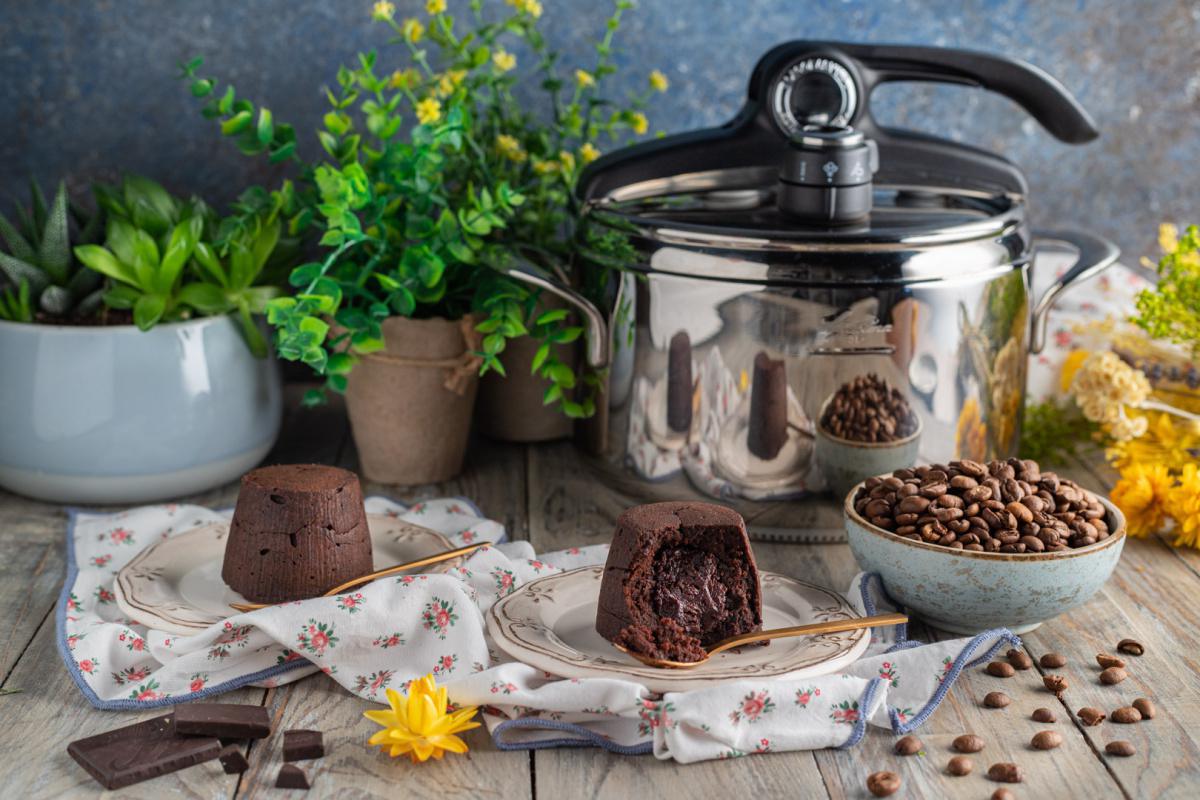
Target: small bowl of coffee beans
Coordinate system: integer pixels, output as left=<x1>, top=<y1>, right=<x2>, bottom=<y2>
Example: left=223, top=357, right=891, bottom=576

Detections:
left=814, top=374, right=923, bottom=500
left=844, top=457, right=1126, bottom=635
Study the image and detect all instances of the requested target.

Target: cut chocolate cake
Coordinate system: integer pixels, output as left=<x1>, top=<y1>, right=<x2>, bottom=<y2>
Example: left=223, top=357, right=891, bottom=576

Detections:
left=596, top=502, right=762, bottom=663
left=221, top=464, right=373, bottom=603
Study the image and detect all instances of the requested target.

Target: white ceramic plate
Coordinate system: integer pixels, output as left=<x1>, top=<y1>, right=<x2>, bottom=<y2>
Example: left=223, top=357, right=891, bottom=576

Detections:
left=488, top=566, right=870, bottom=692
left=114, top=515, right=456, bottom=635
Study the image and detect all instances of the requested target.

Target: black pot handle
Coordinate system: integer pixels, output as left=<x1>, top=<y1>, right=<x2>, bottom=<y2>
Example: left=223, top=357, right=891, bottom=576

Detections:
left=579, top=41, right=1098, bottom=202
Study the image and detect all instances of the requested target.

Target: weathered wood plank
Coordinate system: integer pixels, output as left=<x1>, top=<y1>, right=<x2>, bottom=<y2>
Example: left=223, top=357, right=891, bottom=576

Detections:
left=0, top=506, right=66, bottom=681
left=1, top=614, right=263, bottom=799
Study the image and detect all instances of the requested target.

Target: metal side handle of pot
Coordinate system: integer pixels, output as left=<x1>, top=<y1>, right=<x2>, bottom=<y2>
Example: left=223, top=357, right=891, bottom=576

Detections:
left=1029, top=229, right=1121, bottom=354
left=501, top=261, right=610, bottom=369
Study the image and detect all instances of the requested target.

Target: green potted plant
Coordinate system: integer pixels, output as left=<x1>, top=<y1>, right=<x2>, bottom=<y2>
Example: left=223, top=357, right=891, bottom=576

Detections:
left=181, top=0, right=657, bottom=479
left=0, top=176, right=286, bottom=504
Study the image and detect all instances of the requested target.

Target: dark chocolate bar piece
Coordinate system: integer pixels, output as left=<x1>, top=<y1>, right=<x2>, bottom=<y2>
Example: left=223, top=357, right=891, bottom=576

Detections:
left=173, top=703, right=271, bottom=739
left=277, top=763, right=311, bottom=789
left=283, top=729, right=324, bottom=761
left=748, top=351, right=787, bottom=460
left=666, top=331, right=693, bottom=433
left=218, top=744, right=249, bottom=774
left=68, top=714, right=221, bottom=790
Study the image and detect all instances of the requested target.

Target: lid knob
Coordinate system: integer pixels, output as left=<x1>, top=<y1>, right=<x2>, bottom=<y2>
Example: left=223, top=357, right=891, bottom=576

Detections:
left=777, top=123, right=879, bottom=225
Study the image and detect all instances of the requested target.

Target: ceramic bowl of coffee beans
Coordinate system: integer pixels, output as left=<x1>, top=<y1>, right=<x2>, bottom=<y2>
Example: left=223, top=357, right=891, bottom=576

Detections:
left=844, top=457, right=1126, bottom=635
left=814, top=374, right=923, bottom=500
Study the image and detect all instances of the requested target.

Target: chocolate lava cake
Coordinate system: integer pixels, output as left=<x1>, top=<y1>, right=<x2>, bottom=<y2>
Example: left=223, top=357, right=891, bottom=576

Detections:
left=222, top=464, right=373, bottom=603
left=596, top=502, right=763, bottom=663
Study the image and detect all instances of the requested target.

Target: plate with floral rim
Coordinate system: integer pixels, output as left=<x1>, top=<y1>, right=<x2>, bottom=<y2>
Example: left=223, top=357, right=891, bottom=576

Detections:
left=487, top=566, right=870, bottom=692
left=114, top=515, right=457, bottom=635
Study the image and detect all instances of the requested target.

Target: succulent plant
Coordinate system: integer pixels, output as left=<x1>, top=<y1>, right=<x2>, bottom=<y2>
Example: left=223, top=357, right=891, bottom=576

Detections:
left=0, top=181, right=104, bottom=321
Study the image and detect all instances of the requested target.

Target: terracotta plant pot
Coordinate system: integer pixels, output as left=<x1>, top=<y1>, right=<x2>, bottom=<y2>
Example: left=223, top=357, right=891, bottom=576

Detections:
left=475, top=303, right=577, bottom=442
left=345, top=316, right=480, bottom=485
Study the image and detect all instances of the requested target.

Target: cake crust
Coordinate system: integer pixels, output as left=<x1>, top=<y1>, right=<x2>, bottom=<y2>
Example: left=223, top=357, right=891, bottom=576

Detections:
left=596, top=501, right=762, bottom=662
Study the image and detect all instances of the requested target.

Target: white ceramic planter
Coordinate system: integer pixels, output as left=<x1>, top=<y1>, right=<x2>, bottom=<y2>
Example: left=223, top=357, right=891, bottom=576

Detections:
left=0, top=316, right=282, bottom=504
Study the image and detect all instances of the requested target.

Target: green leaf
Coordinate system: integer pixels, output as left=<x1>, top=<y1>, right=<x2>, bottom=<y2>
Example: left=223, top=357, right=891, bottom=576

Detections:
left=39, top=284, right=72, bottom=316
left=217, top=85, right=235, bottom=115
left=102, top=284, right=140, bottom=309
left=548, top=362, right=576, bottom=389
left=256, top=108, right=274, bottom=146
left=535, top=308, right=569, bottom=326
left=0, top=252, right=50, bottom=295
left=177, top=282, right=230, bottom=314
left=36, top=182, right=71, bottom=285
left=265, top=296, right=296, bottom=324
left=531, top=342, right=551, bottom=373
left=133, top=293, right=167, bottom=330
left=221, top=110, right=253, bottom=135
left=288, top=262, right=323, bottom=288
left=299, top=315, right=330, bottom=343
left=156, top=217, right=201, bottom=293
left=74, top=244, right=137, bottom=286
left=130, top=228, right=160, bottom=290
left=0, top=211, right=36, bottom=264
left=123, top=175, right=177, bottom=237
left=326, top=352, right=355, bottom=375
left=543, top=383, right=563, bottom=406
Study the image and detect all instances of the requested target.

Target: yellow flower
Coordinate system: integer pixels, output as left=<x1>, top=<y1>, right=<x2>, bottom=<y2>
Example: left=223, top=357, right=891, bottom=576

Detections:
left=1111, top=462, right=1174, bottom=538
left=1069, top=351, right=1151, bottom=441
left=495, top=133, right=526, bottom=162
left=533, top=158, right=560, bottom=175
left=415, top=97, right=442, bottom=125
left=426, top=0, right=446, bottom=14
left=1167, top=463, right=1200, bottom=549
left=493, top=49, right=516, bottom=73
left=436, top=69, right=467, bottom=97
left=579, top=142, right=600, bottom=163
left=402, top=17, right=425, bottom=42
left=506, top=0, right=543, bottom=18
left=372, top=1, right=396, bottom=21
left=1059, top=348, right=1090, bottom=392
left=1107, top=411, right=1200, bottom=472
left=629, top=111, right=649, bottom=136
left=955, top=396, right=988, bottom=461
left=575, top=69, right=595, bottom=88
left=649, top=69, right=669, bottom=92
left=389, top=67, right=420, bottom=89
left=364, top=674, right=480, bottom=763
left=558, top=150, right=576, bottom=172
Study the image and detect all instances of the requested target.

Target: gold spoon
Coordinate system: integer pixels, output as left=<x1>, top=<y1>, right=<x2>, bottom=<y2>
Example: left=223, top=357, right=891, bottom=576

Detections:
left=228, top=543, right=484, bottom=613
left=611, top=612, right=909, bottom=669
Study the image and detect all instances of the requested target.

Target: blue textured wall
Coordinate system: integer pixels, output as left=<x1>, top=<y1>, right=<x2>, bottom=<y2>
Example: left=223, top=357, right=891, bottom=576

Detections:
left=1, top=0, right=1196, bottom=261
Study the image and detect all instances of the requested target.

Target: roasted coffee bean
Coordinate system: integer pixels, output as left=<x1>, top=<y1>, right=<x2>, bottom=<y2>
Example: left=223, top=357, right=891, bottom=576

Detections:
left=921, top=482, right=949, bottom=498
left=1043, top=674, right=1068, bottom=695
left=983, top=691, right=1011, bottom=708
left=952, top=734, right=986, bottom=753
left=986, top=661, right=1016, bottom=678
left=898, top=495, right=931, bottom=514
left=1031, top=730, right=1063, bottom=750
left=1096, top=654, right=1125, bottom=669
left=1040, top=653, right=1067, bottom=669
left=1006, top=649, right=1033, bottom=670
left=947, top=755, right=974, bottom=776
left=1019, top=535, right=1045, bottom=552
left=866, top=770, right=901, bottom=797
left=1132, top=698, right=1155, bottom=719
left=1031, top=707, right=1056, bottom=723
left=1111, top=706, right=1142, bottom=724
left=1105, top=740, right=1136, bottom=757
left=991, top=790, right=1016, bottom=800
left=987, top=762, right=1023, bottom=783
left=1100, top=667, right=1128, bottom=685
left=1117, top=639, right=1145, bottom=656
left=822, top=375, right=919, bottom=444
left=894, top=735, right=922, bottom=755
left=950, top=475, right=978, bottom=490
left=1077, top=707, right=1106, bottom=726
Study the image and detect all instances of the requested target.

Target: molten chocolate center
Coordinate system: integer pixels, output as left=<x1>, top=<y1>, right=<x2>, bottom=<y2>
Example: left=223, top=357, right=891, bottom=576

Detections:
left=651, top=546, right=727, bottom=634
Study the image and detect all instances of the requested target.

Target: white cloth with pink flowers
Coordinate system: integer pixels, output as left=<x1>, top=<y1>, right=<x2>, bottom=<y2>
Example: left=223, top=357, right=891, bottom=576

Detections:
left=60, top=497, right=1020, bottom=763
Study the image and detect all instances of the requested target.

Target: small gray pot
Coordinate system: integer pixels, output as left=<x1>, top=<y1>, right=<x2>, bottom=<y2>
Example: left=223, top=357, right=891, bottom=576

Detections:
left=0, top=316, right=282, bottom=504
left=844, top=484, right=1126, bottom=634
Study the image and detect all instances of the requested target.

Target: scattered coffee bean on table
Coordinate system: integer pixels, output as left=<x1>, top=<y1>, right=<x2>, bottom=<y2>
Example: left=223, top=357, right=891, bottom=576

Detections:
left=1040, top=653, right=1067, bottom=669
left=984, top=691, right=1011, bottom=708
left=991, top=790, right=1017, bottom=800
left=1132, top=698, right=1156, bottom=719
left=1100, top=666, right=1128, bottom=685
left=821, top=374, right=918, bottom=443
left=894, top=735, right=922, bottom=755
left=1117, top=639, right=1144, bottom=656
left=987, top=661, right=1016, bottom=678
left=953, top=734, right=986, bottom=753
left=1111, top=706, right=1142, bottom=724
left=1043, top=674, right=1069, bottom=695
left=852, top=458, right=1111, bottom=552
left=1106, top=740, right=1137, bottom=757
left=866, top=770, right=902, bottom=797
left=1007, top=649, right=1033, bottom=670
left=947, top=755, right=974, bottom=776
left=1031, top=730, right=1063, bottom=750
left=1077, top=707, right=1106, bottom=726
left=1096, top=653, right=1125, bottom=669
left=1031, top=707, right=1057, bottom=723
left=988, top=762, right=1024, bottom=783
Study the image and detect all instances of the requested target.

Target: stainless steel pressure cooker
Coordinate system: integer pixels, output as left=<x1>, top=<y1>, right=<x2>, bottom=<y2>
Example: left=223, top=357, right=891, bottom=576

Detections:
left=538, top=42, right=1119, bottom=520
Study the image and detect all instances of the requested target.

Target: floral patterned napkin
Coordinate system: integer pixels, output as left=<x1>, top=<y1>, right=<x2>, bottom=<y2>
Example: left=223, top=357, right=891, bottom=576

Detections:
left=58, top=497, right=1016, bottom=762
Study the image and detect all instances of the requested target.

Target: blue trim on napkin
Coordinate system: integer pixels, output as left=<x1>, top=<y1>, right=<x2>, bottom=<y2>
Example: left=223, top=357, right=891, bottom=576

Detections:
left=493, top=717, right=655, bottom=755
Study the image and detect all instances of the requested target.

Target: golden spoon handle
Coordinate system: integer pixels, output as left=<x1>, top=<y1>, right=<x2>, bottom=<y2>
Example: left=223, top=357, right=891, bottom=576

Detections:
left=229, top=542, right=484, bottom=612
left=706, top=612, right=908, bottom=657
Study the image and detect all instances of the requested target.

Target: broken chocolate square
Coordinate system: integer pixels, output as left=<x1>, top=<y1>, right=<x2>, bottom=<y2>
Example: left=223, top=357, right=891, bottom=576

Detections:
left=218, top=744, right=249, bottom=774
left=173, top=703, right=271, bottom=739
left=276, top=763, right=310, bottom=789
left=283, top=729, right=324, bottom=761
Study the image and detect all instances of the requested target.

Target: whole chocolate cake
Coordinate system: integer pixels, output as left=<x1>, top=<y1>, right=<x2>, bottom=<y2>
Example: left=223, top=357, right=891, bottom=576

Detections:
left=222, top=464, right=373, bottom=603
left=596, top=502, right=762, bottom=663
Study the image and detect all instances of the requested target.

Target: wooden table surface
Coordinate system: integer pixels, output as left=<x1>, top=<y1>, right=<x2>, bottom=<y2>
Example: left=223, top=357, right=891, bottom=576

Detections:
left=3, top=387, right=1199, bottom=799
